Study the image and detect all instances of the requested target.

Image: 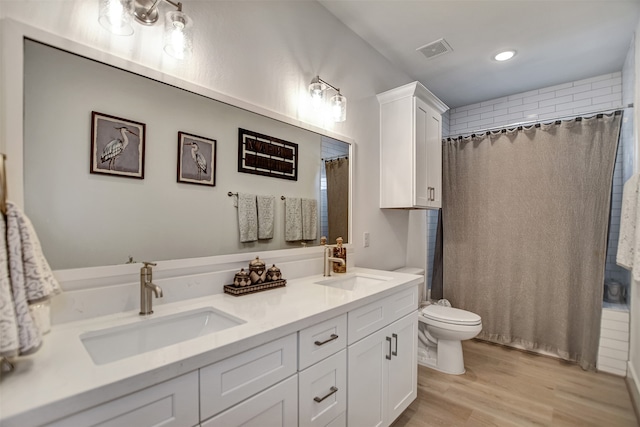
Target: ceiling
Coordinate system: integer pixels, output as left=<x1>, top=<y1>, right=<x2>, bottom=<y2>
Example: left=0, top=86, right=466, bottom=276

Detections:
left=319, top=0, right=640, bottom=108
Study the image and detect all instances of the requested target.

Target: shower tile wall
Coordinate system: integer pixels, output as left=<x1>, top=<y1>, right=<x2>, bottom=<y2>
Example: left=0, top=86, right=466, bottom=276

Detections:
left=320, top=136, right=349, bottom=241
left=431, top=73, right=626, bottom=298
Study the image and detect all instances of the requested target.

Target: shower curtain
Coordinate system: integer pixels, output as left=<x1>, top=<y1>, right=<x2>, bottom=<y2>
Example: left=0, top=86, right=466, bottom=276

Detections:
left=325, top=158, right=349, bottom=243
left=443, top=113, right=621, bottom=370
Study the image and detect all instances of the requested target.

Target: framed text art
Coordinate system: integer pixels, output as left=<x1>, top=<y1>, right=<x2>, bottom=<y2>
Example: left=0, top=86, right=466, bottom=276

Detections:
left=238, top=128, right=298, bottom=181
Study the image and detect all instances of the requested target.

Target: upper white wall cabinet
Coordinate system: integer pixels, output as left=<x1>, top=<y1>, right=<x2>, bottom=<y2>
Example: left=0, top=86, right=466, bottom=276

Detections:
left=378, top=82, right=448, bottom=209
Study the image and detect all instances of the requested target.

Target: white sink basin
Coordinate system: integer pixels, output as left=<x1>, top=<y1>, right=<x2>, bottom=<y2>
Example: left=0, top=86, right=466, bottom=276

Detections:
left=81, top=307, right=245, bottom=365
left=314, top=273, right=391, bottom=291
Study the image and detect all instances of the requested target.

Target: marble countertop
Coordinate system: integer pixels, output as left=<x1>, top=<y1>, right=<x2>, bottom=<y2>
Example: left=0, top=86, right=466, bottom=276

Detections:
left=0, top=267, right=421, bottom=427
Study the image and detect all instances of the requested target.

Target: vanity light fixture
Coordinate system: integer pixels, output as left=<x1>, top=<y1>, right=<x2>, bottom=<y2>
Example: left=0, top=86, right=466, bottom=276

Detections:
left=98, top=0, right=193, bottom=60
left=493, top=50, right=516, bottom=62
left=308, top=76, right=347, bottom=123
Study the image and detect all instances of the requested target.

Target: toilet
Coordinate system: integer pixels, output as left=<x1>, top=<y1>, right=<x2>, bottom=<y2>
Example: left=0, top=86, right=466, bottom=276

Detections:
left=418, top=305, right=482, bottom=375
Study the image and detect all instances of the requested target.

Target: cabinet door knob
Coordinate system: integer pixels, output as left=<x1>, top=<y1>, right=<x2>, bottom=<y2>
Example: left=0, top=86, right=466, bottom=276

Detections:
left=392, top=333, right=398, bottom=357
left=314, top=386, right=338, bottom=403
left=314, top=334, right=339, bottom=346
left=386, top=336, right=392, bottom=360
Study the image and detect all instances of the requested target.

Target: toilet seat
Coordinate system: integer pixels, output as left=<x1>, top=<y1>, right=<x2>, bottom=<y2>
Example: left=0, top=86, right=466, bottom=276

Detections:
left=421, top=305, right=481, bottom=326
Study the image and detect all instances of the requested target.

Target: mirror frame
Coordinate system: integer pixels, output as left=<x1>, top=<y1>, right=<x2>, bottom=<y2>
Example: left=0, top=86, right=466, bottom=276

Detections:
left=0, top=19, right=354, bottom=283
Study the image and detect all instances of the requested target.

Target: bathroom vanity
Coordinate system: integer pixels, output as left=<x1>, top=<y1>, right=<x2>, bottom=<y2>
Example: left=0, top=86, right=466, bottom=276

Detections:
left=0, top=268, right=420, bottom=427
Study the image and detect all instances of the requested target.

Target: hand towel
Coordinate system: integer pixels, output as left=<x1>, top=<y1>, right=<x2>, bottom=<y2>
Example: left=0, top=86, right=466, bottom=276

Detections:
left=285, top=198, right=302, bottom=241
left=257, top=195, right=275, bottom=240
left=1, top=202, right=61, bottom=358
left=617, top=174, right=640, bottom=280
left=302, top=198, right=318, bottom=241
left=238, top=193, right=258, bottom=243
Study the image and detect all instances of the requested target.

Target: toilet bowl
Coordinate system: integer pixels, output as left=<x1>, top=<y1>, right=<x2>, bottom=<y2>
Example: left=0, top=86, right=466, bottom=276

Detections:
left=418, top=305, right=482, bottom=375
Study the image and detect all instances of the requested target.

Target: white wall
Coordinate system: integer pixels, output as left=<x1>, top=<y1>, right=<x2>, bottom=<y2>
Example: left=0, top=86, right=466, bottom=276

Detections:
left=0, top=1, right=414, bottom=270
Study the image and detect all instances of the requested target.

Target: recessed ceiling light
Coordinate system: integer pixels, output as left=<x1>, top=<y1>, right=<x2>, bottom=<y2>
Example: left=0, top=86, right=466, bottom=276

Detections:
left=494, top=50, right=516, bottom=61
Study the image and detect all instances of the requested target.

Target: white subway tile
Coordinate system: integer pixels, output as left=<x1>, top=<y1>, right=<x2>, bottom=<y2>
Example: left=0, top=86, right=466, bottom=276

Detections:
left=538, top=109, right=575, bottom=120
left=522, top=105, right=556, bottom=117
left=467, top=105, right=496, bottom=116
left=613, top=85, right=622, bottom=94
left=554, top=98, right=592, bottom=111
left=453, top=113, right=482, bottom=124
left=481, top=108, right=508, bottom=119
left=601, top=318, right=629, bottom=332
left=556, top=83, right=592, bottom=97
left=597, top=357, right=627, bottom=375
left=574, top=102, right=614, bottom=114
left=573, top=87, right=612, bottom=101
left=450, top=110, right=468, bottom=120
left=467, top=117, right=496, bottom=129
left=600, top=337, right=629, bottom=352
left=599, top=346, right=628, bottom=360
left=491, top=112, right=524, bottom=124
left=539, top=82, right=573, bottom=93
left=523, top=92, right=557, bottom=104
left=455, top=102, right=483, bottom=112
left=602, top=309, right=629, bottom=322
left=593, top=93, right=623, bottom=105
left=493, top=98, right=524, bottom=111
left=593, top=77, right=622, bottom=90
left=539, top=95, right=573, bottom=108
left=508, top=102, right=539, bottom=114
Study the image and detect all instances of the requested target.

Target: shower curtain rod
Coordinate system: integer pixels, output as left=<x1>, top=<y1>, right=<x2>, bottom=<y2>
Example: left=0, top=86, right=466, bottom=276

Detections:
left=445, top=103, right=634, bottom=141
left=322, top=155, right=348, bottom=161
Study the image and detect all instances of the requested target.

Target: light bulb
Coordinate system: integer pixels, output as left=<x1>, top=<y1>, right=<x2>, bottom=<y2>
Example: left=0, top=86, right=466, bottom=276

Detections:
left=331, top=93, right=347, bottom=122
left=164, top=11, right=193, bottom=60
left=98, top=0, right=134, bottom=36
left=494, top=50, right=516, bottom=61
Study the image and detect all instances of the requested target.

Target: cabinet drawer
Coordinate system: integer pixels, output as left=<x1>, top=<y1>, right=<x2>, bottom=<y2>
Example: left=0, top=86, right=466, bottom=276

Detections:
left=299, top=350, right=347, bottom=427
left=202, top=375, right=298, bottom=427
left=200, top=333, right=297, bottom=420
left=325, top=412, right=346, bottom=427
left=348, top=286, right=418, bottom=344
left=298, top=314, right=347, bottom=370
left=47, top=371, right=199, bottom=427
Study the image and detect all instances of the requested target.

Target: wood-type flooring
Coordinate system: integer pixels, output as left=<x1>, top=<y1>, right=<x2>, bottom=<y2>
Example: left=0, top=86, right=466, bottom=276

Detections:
left=391, top=339, right=638, bottom=426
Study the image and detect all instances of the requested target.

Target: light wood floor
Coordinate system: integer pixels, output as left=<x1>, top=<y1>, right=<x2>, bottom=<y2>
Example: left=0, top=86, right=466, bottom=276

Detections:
left=391, top=340, right=638, bottom=427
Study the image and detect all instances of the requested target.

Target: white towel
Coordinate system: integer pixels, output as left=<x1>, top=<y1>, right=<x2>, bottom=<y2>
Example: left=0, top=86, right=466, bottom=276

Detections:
left=257, top=195, right=275, bottom=240
left=302, top=198, right=318, bottom=241
left=238, top=193, right=258, bottom=243
left=285, top=198, right=302, bottom=241
left=0, top=202, right=61, bottom=358
left=617, top=174, right=640, bottom=280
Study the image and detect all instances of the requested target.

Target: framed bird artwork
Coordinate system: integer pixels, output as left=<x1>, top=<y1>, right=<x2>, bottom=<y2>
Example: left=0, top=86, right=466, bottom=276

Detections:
left=90, top=111, right=146, bottom=179
left=177, top=132, right=217, bottom=186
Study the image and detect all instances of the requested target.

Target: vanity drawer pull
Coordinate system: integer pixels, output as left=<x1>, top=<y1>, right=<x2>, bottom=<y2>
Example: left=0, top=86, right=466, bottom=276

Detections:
left=314, top=386, right=338, bottom=403
left=386, top=336, right=392, bottom=360
left=392, top=333, right=398, bottom=357
left=314, top=334, right=339, bottom=346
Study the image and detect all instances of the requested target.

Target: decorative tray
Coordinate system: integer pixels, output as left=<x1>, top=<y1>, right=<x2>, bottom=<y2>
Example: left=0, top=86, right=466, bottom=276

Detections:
left=224, top=279, right=287, bottom=296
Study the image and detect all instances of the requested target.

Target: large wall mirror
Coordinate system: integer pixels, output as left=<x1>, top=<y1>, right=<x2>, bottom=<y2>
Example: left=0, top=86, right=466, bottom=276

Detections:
left=21, top=38, right=351, bottom=270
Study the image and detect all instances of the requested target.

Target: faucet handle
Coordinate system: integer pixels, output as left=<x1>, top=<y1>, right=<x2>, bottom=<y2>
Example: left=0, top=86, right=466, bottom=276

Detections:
left=142, top=261, right=157, bottom=268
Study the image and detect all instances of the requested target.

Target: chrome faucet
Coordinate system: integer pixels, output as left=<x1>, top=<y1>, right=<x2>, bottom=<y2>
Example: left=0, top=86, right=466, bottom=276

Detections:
left=323, top=245, right=346, bottom=277
left=140, top=262, right=163, bottom=315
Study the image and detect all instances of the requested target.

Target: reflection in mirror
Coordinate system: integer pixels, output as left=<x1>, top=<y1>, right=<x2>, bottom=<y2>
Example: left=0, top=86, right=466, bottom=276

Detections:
left=23, top=39, right=350, bottom=270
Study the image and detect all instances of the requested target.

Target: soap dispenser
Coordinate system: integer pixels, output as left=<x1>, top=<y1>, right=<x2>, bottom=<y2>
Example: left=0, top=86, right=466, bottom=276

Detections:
left=333, top=237, right=347, bottom=273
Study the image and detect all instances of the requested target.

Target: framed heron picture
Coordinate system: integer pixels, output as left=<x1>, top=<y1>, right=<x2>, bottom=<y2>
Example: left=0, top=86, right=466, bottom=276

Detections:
left=177, top=132, right=216, bottom=186
left=91, top=111, right=145, bottom=179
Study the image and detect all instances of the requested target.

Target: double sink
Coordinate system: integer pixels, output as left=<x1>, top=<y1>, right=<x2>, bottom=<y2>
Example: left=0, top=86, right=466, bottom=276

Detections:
left=80, top=273, right=390, bottom=365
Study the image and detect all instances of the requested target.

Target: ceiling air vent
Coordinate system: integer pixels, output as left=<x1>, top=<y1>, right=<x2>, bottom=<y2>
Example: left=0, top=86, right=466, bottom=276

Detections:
left=417, top=38, right=453, bottom=60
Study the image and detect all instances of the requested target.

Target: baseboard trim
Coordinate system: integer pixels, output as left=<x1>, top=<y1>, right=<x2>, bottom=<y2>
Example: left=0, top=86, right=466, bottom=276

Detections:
left=626, top=361, right=640, bottom=423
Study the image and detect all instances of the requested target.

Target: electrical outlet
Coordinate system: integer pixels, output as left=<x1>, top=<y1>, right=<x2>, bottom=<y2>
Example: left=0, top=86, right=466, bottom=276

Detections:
left=363, top=232, right=370, bottom=248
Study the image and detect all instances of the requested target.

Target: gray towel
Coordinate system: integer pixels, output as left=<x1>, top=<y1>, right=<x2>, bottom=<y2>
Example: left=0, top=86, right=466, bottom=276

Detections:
left=238, top=193, right=258, bottom=243
left=257, top=195, right=275, bottom=240
left=285, top=198, right=302, bottom=241
left=0, top=202, right=61, bottom=357
left=302, top=198, right=317, bottom=241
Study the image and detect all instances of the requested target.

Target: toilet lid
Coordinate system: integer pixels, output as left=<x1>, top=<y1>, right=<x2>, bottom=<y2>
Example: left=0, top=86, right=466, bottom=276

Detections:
left=421, top=305, right=481, bottom=326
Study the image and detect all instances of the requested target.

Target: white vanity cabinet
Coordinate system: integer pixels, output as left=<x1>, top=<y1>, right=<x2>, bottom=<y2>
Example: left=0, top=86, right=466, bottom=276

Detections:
left=298, top=314, right=348, bottom=427
left=46, top=371, right=199, bottom=427
left=378, top=81, right=448, bottom=209
left=347, top=287, right=419, bottom=427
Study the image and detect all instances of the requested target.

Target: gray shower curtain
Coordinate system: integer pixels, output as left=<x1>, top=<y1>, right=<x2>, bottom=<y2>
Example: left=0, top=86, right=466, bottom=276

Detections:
left=325, top=158, right=349, bottom=243
left=443, top=113, right=621, bottom=370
